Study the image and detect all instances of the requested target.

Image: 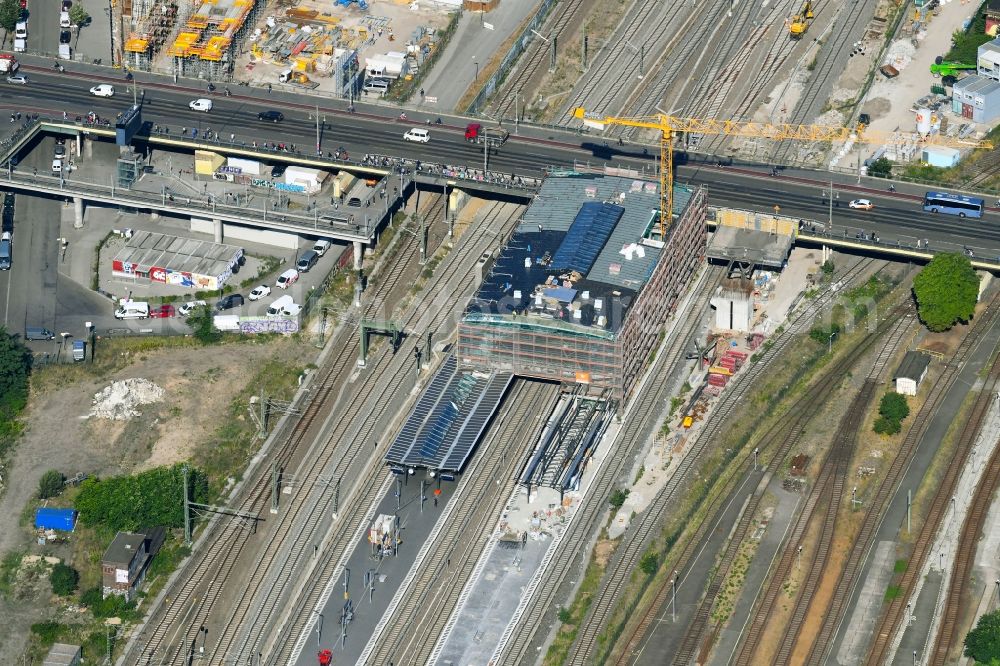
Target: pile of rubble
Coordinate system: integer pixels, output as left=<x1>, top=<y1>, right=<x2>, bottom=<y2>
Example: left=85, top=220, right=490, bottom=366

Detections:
left=90, top=378, right=165, bottom=421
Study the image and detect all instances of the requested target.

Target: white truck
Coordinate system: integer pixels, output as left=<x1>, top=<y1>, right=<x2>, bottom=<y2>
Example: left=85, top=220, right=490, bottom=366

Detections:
left=0, top=55, right=19, bottom=74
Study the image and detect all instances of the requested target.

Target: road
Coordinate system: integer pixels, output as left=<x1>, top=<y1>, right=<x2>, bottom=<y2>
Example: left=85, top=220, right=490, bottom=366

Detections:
left=0, top=65, right=996, bottom=256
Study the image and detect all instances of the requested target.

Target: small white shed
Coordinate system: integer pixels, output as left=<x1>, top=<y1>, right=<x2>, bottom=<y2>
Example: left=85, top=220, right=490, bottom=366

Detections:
left=894, top=351, right=931, bottom=396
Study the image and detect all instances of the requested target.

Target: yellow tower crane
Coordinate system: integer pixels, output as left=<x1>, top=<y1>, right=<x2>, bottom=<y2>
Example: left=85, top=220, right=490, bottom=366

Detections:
left=571, top=107, right=992, bottom=240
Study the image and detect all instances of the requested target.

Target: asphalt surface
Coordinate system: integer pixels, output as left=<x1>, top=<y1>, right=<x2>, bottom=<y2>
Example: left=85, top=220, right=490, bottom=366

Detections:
left=0, top=64, right=998, bottom=257
left=292, top=473, right=459, bottom=666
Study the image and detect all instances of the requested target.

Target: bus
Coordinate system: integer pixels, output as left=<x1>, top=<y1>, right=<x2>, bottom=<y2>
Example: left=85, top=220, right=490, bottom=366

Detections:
left=923, top=191, right=985, bottom=218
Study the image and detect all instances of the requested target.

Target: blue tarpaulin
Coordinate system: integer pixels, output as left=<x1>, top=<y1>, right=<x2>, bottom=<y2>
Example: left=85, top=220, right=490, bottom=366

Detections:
left=34, top=507, right=77, bottom=531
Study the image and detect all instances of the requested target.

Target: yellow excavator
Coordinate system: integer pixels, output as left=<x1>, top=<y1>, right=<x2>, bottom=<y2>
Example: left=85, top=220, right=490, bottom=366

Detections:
left=789, top=1, right=814, bottom=38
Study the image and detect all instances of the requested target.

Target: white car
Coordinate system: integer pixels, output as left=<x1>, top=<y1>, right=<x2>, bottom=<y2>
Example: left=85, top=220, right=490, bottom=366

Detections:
left=177, top=300, right=207, bottom=316
left=403, top=128, right=430, bottom=143
left=848, top=198, right=874, bottom=210
left=189, top=98, right=213, bottom=112
left=5, top=75, right=27, bottom=85
left=248, top=285, right=271, bottom=301
left=89, top=84, right=114, bottom=98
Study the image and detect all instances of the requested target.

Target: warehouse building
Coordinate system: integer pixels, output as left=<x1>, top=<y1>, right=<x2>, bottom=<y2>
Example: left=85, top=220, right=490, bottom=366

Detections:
left=457, top=173, right=706, bottom=403
left=111, top=230, right=244, bottom=290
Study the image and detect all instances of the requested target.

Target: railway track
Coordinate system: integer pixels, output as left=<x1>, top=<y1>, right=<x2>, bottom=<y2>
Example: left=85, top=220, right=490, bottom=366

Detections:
left=805, top=293, right=1000, bottom=666
left=927, top=357, right=1000, bottom=666
left=727, top=305, right=912, bottom=666
left=131, top=198, right=434, bottom=665
left=681, top=301, right=912, bottom=666
left=604, top=259, right=875, bottom=664
left=363, top=380, right=560, bottom=664
left=556, top=0, right=702, bottom=123
left=262, top=202, right=525, bottom=665
left=771, top=0, right=872, bottom=165
left=864, top=310, right=1000, bottom=665
left=485, top=0, right=586, bottom=120
left=127, top=196, right=496, bottom=664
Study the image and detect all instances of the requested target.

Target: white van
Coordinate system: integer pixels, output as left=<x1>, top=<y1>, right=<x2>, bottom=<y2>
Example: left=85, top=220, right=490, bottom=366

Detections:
left=266, top=295, right=294, bottom=317
left=114, top=301, right=149, bottom=320
left=364, top=79, right=389, bottom=95
left=403, top=128, right=430, bottom=143
left=275, top=268, right=299, bottom=289
left=312, top=239, right=332, bottom=256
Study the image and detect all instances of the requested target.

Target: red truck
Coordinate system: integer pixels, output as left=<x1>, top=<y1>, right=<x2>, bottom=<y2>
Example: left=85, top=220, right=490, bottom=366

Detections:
left=465, top=123, right=510, bottom=148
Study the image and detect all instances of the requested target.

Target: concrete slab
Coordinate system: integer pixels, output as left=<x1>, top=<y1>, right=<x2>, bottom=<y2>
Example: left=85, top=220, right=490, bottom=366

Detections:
left=707, top=225, right=793, bottom=269
left=835, top=540, right=898, bottom=665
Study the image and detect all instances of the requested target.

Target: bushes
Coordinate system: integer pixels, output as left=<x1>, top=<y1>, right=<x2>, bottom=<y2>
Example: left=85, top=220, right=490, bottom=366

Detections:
left=38, top=470, right=65, bottom=499
left=874, top=392, right=910, bottom=436
left=50, top=562, right=79, bottom=596
left=30, top=621, right=69, bottom=646
left=609, top=488, right=630, bottom=509
left=187, top=306, right=221, bottom=344
left=81, top=587, right=135, bottom=619
left=75, top=464, right=208, bottom=532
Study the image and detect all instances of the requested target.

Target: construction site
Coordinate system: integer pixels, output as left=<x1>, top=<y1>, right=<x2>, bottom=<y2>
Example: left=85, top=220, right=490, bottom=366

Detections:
left=121, top=0, right=450, bottom=93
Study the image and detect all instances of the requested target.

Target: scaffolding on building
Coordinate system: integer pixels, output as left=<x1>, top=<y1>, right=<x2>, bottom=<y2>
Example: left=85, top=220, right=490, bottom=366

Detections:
left=165, top=0, right=260, bottom=80
left=123, top=0, right=180, bottom=71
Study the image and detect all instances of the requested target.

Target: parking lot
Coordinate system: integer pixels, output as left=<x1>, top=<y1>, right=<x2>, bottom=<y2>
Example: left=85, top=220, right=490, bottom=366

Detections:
left=1, top=131, right=352, bottom=359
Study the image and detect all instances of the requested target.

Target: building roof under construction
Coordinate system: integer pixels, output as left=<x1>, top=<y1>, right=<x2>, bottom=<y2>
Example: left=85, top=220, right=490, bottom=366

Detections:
left=466, top=174, right=694, bottom=335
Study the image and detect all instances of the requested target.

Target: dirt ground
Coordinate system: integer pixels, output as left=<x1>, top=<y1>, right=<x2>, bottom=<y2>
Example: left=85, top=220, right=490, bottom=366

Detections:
left=0, top=337, right=313, bottom=662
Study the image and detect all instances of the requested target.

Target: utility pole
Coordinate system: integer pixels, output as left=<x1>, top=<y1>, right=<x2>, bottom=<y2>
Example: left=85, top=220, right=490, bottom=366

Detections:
left=315, top=103, right=321, bottom=155
left=271, top=460, right=279, bottom=514
left=183, top=465, right=191, bottom=546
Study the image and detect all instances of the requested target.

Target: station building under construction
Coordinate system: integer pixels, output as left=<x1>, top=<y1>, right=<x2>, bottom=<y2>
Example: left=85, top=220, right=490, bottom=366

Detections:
left=386, top=172, right=706, bottom=475
left=458, top=173, right=707, bottom=404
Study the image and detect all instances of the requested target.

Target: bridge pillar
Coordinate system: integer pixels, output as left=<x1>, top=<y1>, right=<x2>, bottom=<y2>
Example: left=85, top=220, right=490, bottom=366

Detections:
left=73, top=197, right=84, bottom=229
left=213, top=219, right=223, bottom=243
left=353, top=240, right=363, bottom=270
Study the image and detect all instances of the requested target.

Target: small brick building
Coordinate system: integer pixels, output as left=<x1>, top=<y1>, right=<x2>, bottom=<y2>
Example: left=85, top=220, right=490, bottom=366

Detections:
left=101, top=532, right=149, bottom=601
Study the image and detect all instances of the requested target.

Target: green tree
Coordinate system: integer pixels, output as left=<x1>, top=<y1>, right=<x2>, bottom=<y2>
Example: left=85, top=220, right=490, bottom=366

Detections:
left=913, top=253, right=979, bottom=332
left=0, top=327, right=30, bottom=417
left=49, top=562, right=79, bottom=596
left=38, top=470, right=65, bottom=499
left=0, top=0, right=20, bottom=46
left=965, top=609, right=1000, bottom=663
left=879, top=392, right=910, bottom=422
left=867, top=157, right=893, bottom=178
left=639, top=551, right=659, bottom=576
left=67, top=4, right=89, bottom=27
left=187, top=306, right=221, bottom=344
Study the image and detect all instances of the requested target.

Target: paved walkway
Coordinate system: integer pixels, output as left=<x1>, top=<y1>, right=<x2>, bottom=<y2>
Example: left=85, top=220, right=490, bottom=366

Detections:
left=412, top=0, right=541, bottom=112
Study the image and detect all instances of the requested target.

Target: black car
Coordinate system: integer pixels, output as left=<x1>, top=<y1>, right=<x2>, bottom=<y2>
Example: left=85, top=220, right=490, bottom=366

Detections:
left=59, top=30, right=71, bottom=44
left=216, top=294, right=244, bottom=310
left=257, top=110, right=284, bottom=123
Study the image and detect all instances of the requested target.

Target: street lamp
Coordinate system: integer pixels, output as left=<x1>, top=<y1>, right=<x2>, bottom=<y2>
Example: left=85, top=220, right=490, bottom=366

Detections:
left=313, top=610, right=324, bottom=648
